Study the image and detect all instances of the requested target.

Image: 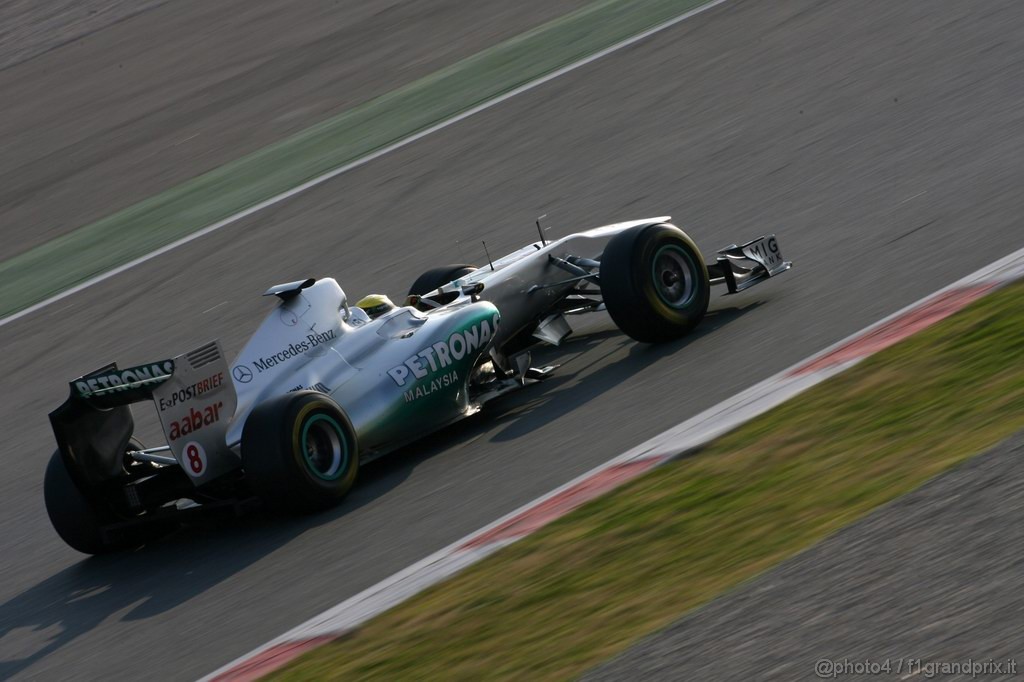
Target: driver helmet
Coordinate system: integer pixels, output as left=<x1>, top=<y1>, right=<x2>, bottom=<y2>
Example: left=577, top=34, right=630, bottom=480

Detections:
left=355, top=294, right=396, bottom=319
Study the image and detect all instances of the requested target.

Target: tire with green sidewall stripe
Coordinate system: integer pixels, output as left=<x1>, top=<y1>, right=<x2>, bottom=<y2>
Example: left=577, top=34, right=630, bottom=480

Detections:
left=600, top=223, right=710, bottom=343
left=241, top=391, right=358, bottom=513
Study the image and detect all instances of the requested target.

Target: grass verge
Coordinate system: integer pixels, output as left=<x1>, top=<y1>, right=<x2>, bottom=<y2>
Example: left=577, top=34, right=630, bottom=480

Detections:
left=0, top=0, right=716, bottom=320
left=272, top=280, right=1024, bottom=680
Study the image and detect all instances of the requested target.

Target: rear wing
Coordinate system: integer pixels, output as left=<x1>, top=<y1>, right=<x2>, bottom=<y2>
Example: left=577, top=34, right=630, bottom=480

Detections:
left=70, top=359, right=176, bottom=407
left=50, top=341, right=238, bottom=487
left=50, top=359, right=175, bottom=487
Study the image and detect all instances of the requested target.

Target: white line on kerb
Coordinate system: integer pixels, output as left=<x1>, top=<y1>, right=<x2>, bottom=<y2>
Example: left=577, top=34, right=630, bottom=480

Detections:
left=0, top=0, right=731, bottom=331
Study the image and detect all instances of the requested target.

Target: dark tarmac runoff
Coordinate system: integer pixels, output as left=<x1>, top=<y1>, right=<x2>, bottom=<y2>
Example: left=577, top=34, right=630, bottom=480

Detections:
left=588, top=433, right=1024, bottom=681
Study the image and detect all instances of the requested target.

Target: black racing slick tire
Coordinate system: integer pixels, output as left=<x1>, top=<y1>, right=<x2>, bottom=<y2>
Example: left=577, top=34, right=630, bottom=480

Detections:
left=600, top=223, right=711, bottom=343
left=44, top=450, right=113, bottom=554
left=407, top=264, right=477, bottom=297
left=45, top=442, right=180, bottom=554
left=241, top=391, right=359, bottom=514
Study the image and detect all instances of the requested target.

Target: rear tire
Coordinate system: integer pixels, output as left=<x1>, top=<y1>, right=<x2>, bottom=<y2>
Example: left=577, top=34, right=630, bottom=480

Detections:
left=242, top=391, right=359, bottom=513
left=45, top=441, right=181, bottom=554
left=600, top=223, right=710, bottom=343
left=44, top=450, right=113, bottom=554
left=407, top=264, right=477, bottom=297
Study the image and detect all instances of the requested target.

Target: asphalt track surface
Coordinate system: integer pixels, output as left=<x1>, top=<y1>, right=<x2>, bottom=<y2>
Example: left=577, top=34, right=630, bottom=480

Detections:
left=0, top=0, right=590, bottom=257
left=2, top=0, right=1024, bottom=679
left=587, top=432, right=1024, bottom=681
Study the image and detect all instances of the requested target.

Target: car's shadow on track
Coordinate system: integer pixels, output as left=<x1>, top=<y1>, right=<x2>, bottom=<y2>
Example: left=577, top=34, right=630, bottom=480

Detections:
left=0, top=302, right=760, bottom=678
left=0, top=408, right=520, bottom=679
left=485, top=301, right=764, bottom=442
left=0, top=407, right=523, bottom=678
left=0, top=519, right=263, bottom=678
left=0, top=471, right=420, bottom=679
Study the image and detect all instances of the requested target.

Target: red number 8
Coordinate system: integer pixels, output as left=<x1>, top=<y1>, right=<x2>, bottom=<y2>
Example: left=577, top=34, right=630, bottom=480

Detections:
left=186, top=444, right=203, bottom=474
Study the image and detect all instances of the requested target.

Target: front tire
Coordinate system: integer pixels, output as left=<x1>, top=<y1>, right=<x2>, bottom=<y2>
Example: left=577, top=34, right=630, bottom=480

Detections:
left=241, top=391, right=359, bottom=513
left=600, top=223, right=710, bottom=343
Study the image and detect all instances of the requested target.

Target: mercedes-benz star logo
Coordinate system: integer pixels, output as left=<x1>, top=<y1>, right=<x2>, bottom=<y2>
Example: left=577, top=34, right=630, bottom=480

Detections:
left=233, top=365, right=253, bottom=384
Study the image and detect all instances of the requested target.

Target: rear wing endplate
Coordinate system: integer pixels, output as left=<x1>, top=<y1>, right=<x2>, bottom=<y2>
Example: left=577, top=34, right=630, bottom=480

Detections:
left=50, top=341, right=238, bottom=487
left=50, top=359, right=174, bottom=487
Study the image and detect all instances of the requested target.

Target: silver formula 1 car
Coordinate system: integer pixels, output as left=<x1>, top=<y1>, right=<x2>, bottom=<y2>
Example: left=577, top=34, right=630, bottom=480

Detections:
left=46, top=218, right=790, bottom=552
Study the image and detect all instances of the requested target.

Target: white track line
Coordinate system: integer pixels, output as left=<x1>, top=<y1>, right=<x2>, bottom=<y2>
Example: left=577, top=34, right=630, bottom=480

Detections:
left=0, top=0, right=732, bottom=331
left=202, top=244, right=1024, bottom=681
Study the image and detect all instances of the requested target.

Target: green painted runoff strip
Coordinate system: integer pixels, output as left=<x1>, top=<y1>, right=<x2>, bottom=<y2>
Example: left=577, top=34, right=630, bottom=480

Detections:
left=271, top=282, right=1024, bottom=680
left=0, top=0, right=714, bottom=320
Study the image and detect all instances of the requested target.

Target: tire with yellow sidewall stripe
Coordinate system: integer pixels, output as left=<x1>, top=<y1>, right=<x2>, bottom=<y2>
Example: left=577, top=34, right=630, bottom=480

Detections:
left=241, top=391, right=358, bottom=513
left=600, top=223, right=710, bottom=343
